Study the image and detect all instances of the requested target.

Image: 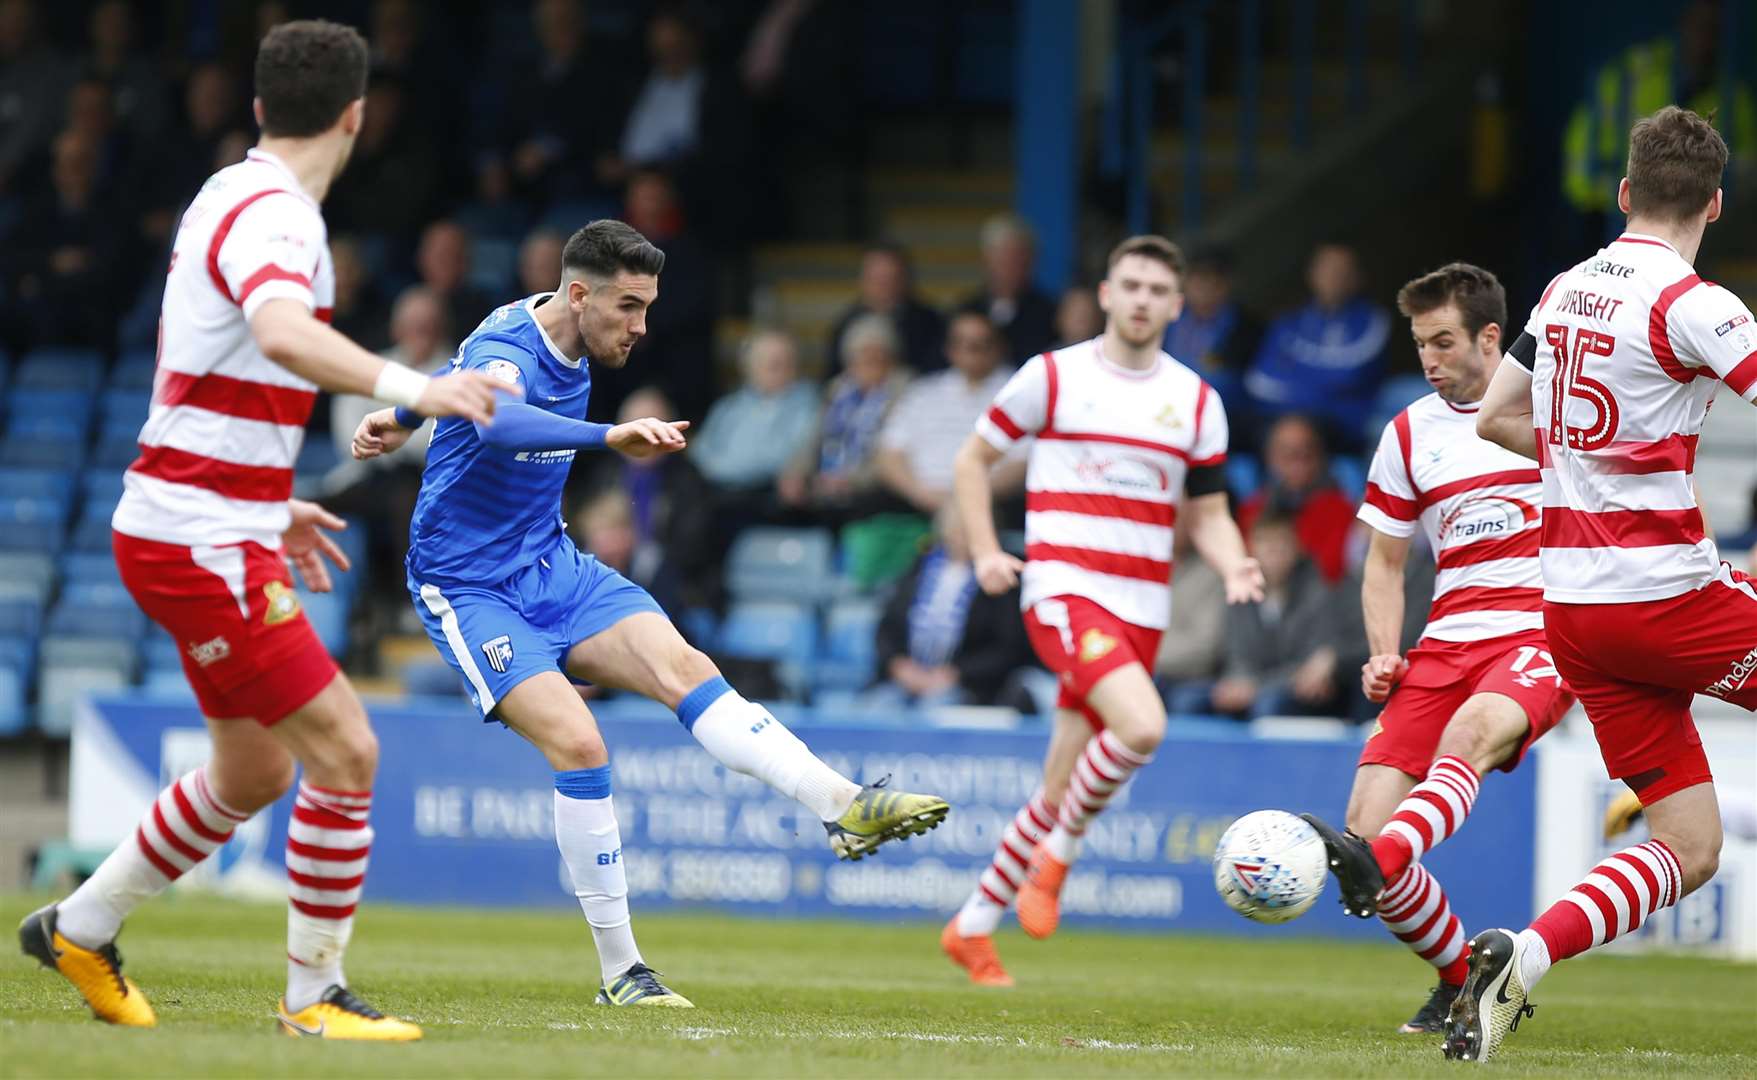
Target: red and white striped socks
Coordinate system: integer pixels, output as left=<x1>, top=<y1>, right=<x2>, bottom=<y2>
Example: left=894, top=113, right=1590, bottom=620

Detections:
left=1042, top=731, right=1151, bottom=863
left=285, top=782, right=373, bottom=1010
left=56, top=766, right=248, bottom=947
left=1372, top=755, right=1480, bottom=882
left=1377, top=864, right=1470, bottom=985
left=1523, top=840, right=1681, bottom=982
left=954, top=791, right=1056, bottom=936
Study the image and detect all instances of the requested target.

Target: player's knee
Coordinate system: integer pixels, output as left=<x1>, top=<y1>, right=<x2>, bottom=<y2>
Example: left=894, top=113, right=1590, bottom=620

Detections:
left=1676, top=835, right=1722, bottom=896
left=546, top=727, right=609, bottom=771
left=240, top=756, right=297, bottom=811
left=1438, top=700, right=1524, bottom=773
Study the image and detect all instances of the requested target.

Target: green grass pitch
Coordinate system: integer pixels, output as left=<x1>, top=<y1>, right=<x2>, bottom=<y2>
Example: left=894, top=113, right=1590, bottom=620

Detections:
left=2, top=894, right=1752, bottom=1078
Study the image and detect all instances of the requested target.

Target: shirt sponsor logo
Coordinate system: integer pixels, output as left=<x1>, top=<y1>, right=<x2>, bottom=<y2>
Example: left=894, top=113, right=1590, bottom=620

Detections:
left=1074, top=453, right=1171, bottom=494
left=481, top=635, right=515, bottom=674
left=187, top=636, right=231, bottom=667
left=512, top=449, right=576, bottom=464
left=1714, top=313, right=1750, bottom=337
left=1437, top=493, right=1536, bottom=547
left=1704, top=645, right=1757, bottom=700
left=262, top=581, right=301, bottom=626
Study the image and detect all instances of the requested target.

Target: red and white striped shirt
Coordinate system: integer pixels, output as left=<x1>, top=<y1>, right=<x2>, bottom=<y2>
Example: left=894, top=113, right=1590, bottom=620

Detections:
left=1522, top=231, right=1757, bottom=604
left=113, top=149, right=333, bottom=549
left=1358, top=394, right=1544, bottom=642
left=975, top=338, right=1227, bottom=630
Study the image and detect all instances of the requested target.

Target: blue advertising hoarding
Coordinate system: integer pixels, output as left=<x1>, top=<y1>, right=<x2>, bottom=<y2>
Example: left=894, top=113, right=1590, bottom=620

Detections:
left=72, top=695, right=1537, bottom=938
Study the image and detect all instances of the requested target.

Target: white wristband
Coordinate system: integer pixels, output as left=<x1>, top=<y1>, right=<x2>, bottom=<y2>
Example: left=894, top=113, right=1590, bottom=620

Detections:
left=373, top=362, right=430, bottom=409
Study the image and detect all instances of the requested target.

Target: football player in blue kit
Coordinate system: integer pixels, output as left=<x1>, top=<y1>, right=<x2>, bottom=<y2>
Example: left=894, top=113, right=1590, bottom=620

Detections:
left=351, top=220, right=949, bottom=1007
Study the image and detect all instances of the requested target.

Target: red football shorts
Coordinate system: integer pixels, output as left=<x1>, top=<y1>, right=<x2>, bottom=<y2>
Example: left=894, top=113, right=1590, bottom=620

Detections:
left=1542, top=566, right=1757, bottom=803
left=1022, top=594, right=1163, bottom=732
left=114, top=531, right=339, bottom=726
left=1359, top=632, right=1574, bottom=778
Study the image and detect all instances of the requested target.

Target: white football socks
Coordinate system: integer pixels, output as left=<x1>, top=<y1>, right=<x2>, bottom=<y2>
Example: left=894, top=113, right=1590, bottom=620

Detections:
left=554, top=769, right=642, bottom=984
left=678, top=678, right=859, bottom=822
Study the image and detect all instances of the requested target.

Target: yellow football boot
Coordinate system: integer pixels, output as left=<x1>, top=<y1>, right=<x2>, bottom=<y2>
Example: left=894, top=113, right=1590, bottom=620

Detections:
left=595, top=963, right=694, bottom=1007
left=824, top=776, right=950, bottom=861
left=18, top=904, right=157, bottom=1027
left=276, top=986, right=423, bottom=1040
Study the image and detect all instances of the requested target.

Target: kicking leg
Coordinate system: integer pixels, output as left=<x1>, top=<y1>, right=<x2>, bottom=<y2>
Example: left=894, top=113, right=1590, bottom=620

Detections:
left=567, top=613, right=948, bottom=859
left=942, top=709, right=1085, bottom=985
left=493, top=672, right=689, bottom=1007
left=22, top=716, right=292, bottom=1027
left=1016, top=663, right=1164, bottom=940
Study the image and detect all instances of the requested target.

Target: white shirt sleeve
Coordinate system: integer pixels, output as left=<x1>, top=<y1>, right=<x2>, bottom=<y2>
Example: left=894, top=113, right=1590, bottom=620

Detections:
left=1669, top=283, right=1757, bottom=403
left=974, top=355, right=1049, bottom=451
left=1357, top=415, right=1419, bottom=537
left=214, top=193, right=324, bottom=321
left=1191, top=382, right=1229, bottom=466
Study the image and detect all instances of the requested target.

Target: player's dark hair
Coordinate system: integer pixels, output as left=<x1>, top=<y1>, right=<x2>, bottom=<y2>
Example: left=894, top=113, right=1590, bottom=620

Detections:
left=1106, top=234, right=1185, bottom=278
left=564, top=220, right=666, bottom=279
left=1627, top=105, right=1727, bottom=222
left=254, top=20, right=369, bottom=137
left=1396, top=262, right=1507, bottom=340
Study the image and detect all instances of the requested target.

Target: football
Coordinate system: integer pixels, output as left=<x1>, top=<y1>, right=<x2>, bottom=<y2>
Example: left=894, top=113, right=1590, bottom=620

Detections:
left=1212, top=810, right=1328, bottom=924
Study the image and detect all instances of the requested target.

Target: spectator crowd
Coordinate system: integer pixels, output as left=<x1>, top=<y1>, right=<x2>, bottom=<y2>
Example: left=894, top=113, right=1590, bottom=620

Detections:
left=0, top=0, right=1531, bottom=728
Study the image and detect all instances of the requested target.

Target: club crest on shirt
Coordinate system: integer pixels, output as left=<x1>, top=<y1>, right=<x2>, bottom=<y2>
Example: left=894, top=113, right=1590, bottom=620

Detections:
left=1078, top=628, right=1118, bottom=664
left=481, top=635, right=515, bottom=674
left=1153, top=402, right=1183, bottom=431
left=262, top=581, right=300, bottom=626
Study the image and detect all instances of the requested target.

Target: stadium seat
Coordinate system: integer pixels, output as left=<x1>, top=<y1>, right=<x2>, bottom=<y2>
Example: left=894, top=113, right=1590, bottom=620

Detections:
left=726, top=528, right=835, bottom=602
left=0, top=578, right=50, bottom=609
left=300, top=590, right=349, bottom=657
left=0, top=599, right=41, bottom=638
left=8, top=388, right=95, bottom=423
left=90, top=434, right=140, bottom=470
left=0, top=521, right=62, bottom=554
left=59, top=551, right=120, bottom=585
left=98, top=389, right=152, bottom=435
left=0, top=551, right=53, bottom=581
left=48, top=600, right=145, bottom=640
left=0, top=438, right=84, bottom=471
left=0, top=664, right=24, bottom=735
left=814, top=599, right=883, bottom=692
left=140, top=668, right=197, bottom=700
left=37, top=660, right=132, bottom=737
left=109, top=350, right=157, bottom=390
left=59, top=580, right=135, bottom=611
left=0, top=468, right=76, bottom=514
left=143, top=631, right=182, bottom=673
left=40, top=635, right=138, bottom=674
left=0, top=496, right=69, bottom=543
left=718, top=601, right=817, bottom=664
left=15, top=349, right=104, bottom=392
left=69, top=508, right=119, bottom=552
left=78, top=469, right=127, bottom=504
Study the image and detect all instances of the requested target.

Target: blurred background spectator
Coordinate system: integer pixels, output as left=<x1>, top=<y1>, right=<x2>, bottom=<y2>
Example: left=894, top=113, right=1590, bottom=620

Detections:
left=779, top=313, right=911, bottom=527
left=518, top=228, right=566, bottom=297
left=1053, top=285, right=1103, bottom=347
left=691, top=328, right=820, bottom=512
left=875, top=310, right=1011, bottom=516
left=414, top=220, right=493, bottom=345
left=1243, top=243, right=1390, bottom=450
left=1235, top=414, right=1357, bottom=584
left=828, top=243, right=947, bottom=375
left=868, top=506, right=1033, bottom=709
left=1153, top=531, right=1227, bottom=706
left=964, top=214, right=1056, bottom=364
left=1163, top=248, right=1260, bottom=420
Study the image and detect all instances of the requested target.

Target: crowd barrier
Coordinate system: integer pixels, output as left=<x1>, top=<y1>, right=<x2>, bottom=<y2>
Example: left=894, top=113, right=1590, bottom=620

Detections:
left=67, top=695, right=1752, bottom=956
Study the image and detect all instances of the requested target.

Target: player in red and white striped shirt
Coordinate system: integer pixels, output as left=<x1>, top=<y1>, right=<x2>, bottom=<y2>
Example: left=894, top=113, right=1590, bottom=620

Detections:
left=1459, top=107, right=1757, bottom=1063
left=1293, top=264, right=1574, bottom=1035
left=18, top=21, right=496, bottom=1042
left=940, top=236, right=1263, bottom=985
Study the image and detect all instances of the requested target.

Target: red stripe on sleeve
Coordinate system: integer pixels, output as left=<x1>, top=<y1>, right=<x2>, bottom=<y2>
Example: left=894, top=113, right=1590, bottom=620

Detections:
left=1541, top=506, right=1707, bottom=549
left=1042, top=352, right=1060, bottom=433
left=156, top=370, right=318, bottom=427
left=1649, top=274, right=1706, bottom=384
left=1392, top=410, right=1418, bottom=496
left=1724, top=349, right=1757, bottom=397
left=1362, top=481, right=1418, bottom=520
left=985, top=405, right=1025, bottom=440
left=205, top=188, right=296, bottom=303
left=129, top=445, right=295, bottom=502
left=236, top=264, right=312, bottom=306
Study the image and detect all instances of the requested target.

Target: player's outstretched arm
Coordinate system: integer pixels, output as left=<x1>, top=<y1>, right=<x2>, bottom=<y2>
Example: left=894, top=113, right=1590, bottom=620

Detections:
left=1359, top=526, right=1413, bottom=702
left=1476, top=354, right=1537, bottom=460
left=351, top=407, right=416, bottom=460
left=250, top=299, right=499, bottom=423
left=952, top=433, right=1020, bottom=595
left=1183, top=492, right=1265, bottom=604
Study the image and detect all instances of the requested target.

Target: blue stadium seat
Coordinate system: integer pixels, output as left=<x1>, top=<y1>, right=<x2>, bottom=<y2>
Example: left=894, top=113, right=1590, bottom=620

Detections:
left=301, top=590, right=349, bottom=657
left=141, top=668, right=197, bottom=700
left=91, top=434, right=140, bottom=470
left=15, top=350, right=104, bottom=392
left=110, top=350, right=157, bottom=390
left=143, top=631, right=182, bottom=673
left=0, top=438, right=84, bottom=471
left=70, top=503, right=119, bottom=552
left=79, top=469, right=127, bottom=504
left=0, top=665, right=25, bottom=735
left=48, top=600, right=145, bottom=640
left=726, top=528, right=835, bottom=602
left=0, top=468, right=76, bottom=514
left=814, top=599, right=882, bottom=692
left=0, top=552, right=55, bottom=602
left=1331, top=456, right=1367, bottom=502
left=60, top=552, right=120, bottom=585
left=0, top=522, right=63, bottom=554
left=296, top=439, right=340, bottom=478
left=8, top=388, right=95, bottom=422
left=5, top=412, right=91, bottom=442
left=718, top=601, right=816, bottom=663
left=37, top=660, right=132, bottom=737
left=60, top=580, right=136, bottom=611
left=0, top=599, right=41, bottom=638
left=98, top=389, right=151, bottom=435
left=0, top=632, right=37, bottom=677
left=0, top=493, right=69, bottom=529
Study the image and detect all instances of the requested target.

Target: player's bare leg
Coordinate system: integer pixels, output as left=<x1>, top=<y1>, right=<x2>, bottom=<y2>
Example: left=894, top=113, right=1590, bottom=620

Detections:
left=943, top=708, right=1087, bottom=985
left=492, top=671, right=690, bottom=1006
left=266, top=675, right=420, bottom=1039
left=567, top=613, right=948, bottom=860
left=21, top=717, right=294, bottom=1027
left=1448, top=783, right=1721, bottom=1062
left=1016, top=663, right=1164, bottom=939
